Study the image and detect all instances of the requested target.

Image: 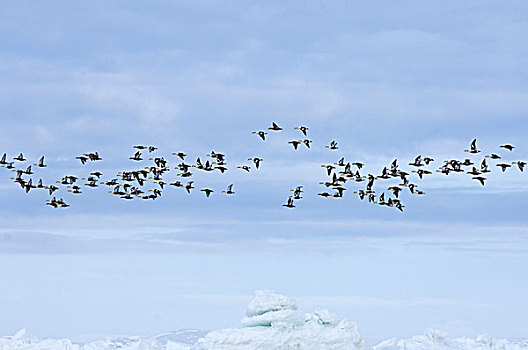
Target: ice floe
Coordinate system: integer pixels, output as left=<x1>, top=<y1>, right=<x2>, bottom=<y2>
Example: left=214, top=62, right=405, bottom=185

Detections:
left=1, top=291, right=527, bottom=350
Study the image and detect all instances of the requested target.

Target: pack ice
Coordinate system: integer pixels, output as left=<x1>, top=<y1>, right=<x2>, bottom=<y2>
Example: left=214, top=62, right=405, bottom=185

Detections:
left=1, top=291, right=528, bottom=350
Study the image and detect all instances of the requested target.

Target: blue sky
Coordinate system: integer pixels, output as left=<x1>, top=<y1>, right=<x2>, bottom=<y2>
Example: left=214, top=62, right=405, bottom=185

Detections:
left=0, top=0, right=528, bottom=343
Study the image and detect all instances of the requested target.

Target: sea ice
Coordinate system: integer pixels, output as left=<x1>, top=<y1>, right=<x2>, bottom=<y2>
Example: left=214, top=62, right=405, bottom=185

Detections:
left=2, top=292, right=528, bottom=350
left=197, top=290, right=365, bottom=350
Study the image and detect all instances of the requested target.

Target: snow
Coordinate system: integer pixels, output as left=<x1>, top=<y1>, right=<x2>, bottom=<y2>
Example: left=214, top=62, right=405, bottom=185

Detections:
left=1, top=292, right=527, bottom=350
left=198, top=290, right=364, bottom=349
left=373, top=329, right=528, bottom=350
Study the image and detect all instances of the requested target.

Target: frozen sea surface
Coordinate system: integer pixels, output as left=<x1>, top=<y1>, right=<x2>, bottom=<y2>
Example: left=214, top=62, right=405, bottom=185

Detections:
left=2, top=291, right=527, bottom=350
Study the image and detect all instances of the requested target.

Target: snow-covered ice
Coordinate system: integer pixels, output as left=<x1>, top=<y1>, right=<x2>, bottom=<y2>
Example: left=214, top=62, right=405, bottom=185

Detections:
left=1, top=291, right=527, bottom=350
left=198, top=290, right=364, bottom=349
left=373, top=329, right=528, bottom=350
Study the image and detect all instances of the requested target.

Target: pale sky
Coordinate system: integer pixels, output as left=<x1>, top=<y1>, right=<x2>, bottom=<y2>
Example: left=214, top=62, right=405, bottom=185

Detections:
left=0, top=0, right=527, bottom=343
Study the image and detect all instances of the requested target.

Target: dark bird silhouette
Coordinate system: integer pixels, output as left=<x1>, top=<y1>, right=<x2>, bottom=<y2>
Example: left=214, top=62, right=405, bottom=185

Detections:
left=249, top=157, right=263, bottom=169
left=237, top=165, right=251, bottom=172
left=294, top=126, right=309, bottom=136
left=172, top=152, right=187, bottom=160
left=282, top=196, right=295, bottom=208
left=252, top=131, right=267, bottom=141
left=473, top=176, right=486, bottom=186
left=464, top=139, right=480, bottom=154
left=500, top=144, right=515, bottom=151
left=486, top=154, right=501, bottom=160
left=222, top=184, right=235, bottom=195
left=496, top=163, right=511, bottom=172
left=35, top=156, right=46, bottom=168
left=288, top=140, right=301, bottom=150
left=325, top=141, right=338, bottom=150
left=130, top=151, right=143, bottom=161
left=76, top=155, right=88, bottom=165
left=268, top=122, right=282, bottom=131
left=201, top=188, right=214, bottom=197
left=512, top=161, right=526, bottom=172
left=13, top=153, right=26, bottom=161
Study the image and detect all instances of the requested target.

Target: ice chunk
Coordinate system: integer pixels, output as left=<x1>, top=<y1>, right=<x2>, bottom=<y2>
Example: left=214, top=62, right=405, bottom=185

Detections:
left=373, top=329, right=528, bottom=350
left=313, top=307, right=340, bottom=325
left=198, top=291, right=364, bottom=350
left=241, top=309, right=306, bottom=327
left=246, top=290, right=297, bottom=317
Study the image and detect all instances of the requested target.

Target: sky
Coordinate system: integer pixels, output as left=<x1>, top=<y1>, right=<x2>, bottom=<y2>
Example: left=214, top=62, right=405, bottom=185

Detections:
left=0, top=0, right=528, bottom=343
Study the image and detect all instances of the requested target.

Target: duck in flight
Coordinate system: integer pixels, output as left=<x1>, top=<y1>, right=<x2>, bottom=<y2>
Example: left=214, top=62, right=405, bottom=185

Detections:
left=171, top=152, right=186, bottom=160
left=130, top=151, right=143, bottom=161
left=76, top=155, right=88, bottom=164
left=251, top=131, right=267, bottom=141
left=237, top=165, right=251, bottom=172
left=268, top=122, right=282, bottom=131
left=248, top=157, right=263, bottom=169
left=222, top=184, right=235, bottom=195
left=201, top=188, right=214, bottom=197
left=496, top=163, right=511, bottom=172
left=294, top=126, right=309, bottom=136
left=34, top=156, right=46, bottom=168
left=13, top=153, right=26, bottom=161
left=288, top=140, right=302, bottom=150
left=325, top=141, right=338, bottom=150
left=282, top=196, right=295, bottom=208
left=464, top=139, right=481, bottom=154
left=512, top=161, right=526, bottom=172
left=500, top=144, right=515, bottom=151
left=472, top=176, right=486, bottom=186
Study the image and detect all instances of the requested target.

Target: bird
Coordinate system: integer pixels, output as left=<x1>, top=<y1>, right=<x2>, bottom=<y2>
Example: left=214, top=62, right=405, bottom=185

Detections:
left=500, top=144, right=515, bottom=151
left=294, top=126, right=309, bottom=136
left=251, top=131, right=267, bottom=141
left=185, top=181, right=194, bottom=193
left=412, top=169, right=432, bottom=179
left=352, top=162, right=364, bottom=170
left=13, top=153, right=26, bottom=161
left=325, top=141, right=338, bottom=150
left=485, top=154, right=501, bottom=160
left=288, top=140, right=302, bottom=150
left=512, top=161, right=526, bottom=172
left=237, top=165, right=251, bottom=172
left=303, top=139, right=312, bottom=148
left=409, top=155, right=423, bottom=167
left=172, top=152, right=187, bottom=160
left=282, top=196, right=295, bottom=208
left=130, top=151, right=143, bottom=161
left=268, top=122, right=282, bottom=131
left=321, top=164, right=335, bottom=176
left=0, top=153, right=7, bottom=165
left=496, top=163, right=511, bottom=172
left=76, top=155, right=88, bottom=165
left=464, top=139, right=480, bottom=154
left=34, top=156, right=46, bottom=168
left=222, top=184, right=235, bottom=195
left=467, top=167, right=481, bottom=176
left=473, top=176, right=486, bottom=186
left=248, top=157, right=263, bottom=169
left=201, top=188, right=214, bottom=197
left=387, top=186, right=402, bottom=198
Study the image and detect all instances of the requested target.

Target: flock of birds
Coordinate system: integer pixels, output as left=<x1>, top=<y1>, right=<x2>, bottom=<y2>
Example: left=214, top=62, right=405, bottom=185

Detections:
left=0, top=122, right=525, bottom=211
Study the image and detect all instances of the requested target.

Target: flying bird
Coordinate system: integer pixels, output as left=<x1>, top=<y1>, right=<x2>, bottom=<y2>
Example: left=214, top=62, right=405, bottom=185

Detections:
left=268, top=122, right=282, bottom=131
